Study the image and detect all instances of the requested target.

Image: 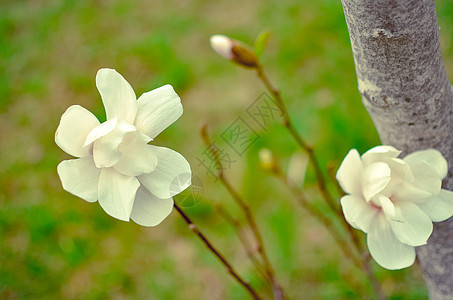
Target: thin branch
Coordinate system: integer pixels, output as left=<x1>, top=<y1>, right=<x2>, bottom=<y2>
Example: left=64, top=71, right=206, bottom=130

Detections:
left=275, top=168, right=361, bottom=268
left=200, top=125, right=285, bottom=300
left=252, top=59, right=386, bottom=298
left=255, top=65, right=340, bottom=217
left=273, top=165, right=384, bottom=300
left=254, top=62, right=384, bottom=299
left=174, top=203, right=262, bottom=300
left=216, top=205, right=269, bottom=279
left=361, top=253, right=385, bottom=300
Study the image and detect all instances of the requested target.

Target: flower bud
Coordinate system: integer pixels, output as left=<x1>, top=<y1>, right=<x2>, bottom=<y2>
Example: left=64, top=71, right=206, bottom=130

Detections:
left=210, top=34, right=259, bottom=68
left=259, top=148, right=277, bottom=172
left=210, top=35, right=234, bottom=59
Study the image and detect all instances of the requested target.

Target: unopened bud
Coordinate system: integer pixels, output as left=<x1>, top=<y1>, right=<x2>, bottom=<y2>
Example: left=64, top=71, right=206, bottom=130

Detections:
left=210, top=35, right=234, bottom=59
left=259, top=148, right=277, bottom=172
left=210, top=34, right=259, bottom=68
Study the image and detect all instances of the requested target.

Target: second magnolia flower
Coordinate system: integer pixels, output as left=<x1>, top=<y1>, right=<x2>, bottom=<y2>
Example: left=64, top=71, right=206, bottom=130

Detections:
left=337, top=145, right=453, bottom=270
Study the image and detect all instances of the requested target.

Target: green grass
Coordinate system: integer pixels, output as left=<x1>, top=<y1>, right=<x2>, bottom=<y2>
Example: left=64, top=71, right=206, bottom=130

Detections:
left=2, top=0, right=452, bottom=298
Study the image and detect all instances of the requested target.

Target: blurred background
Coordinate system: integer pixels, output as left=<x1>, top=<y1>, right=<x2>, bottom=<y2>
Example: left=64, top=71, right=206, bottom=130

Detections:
left=1, top=0, right=453, bottom=299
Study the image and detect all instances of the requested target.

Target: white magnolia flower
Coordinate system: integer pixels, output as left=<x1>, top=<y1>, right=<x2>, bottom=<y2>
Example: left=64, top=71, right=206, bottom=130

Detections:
left=56, top=68, right=191, bottom=226
left=336, top=145, right=453, bottom=270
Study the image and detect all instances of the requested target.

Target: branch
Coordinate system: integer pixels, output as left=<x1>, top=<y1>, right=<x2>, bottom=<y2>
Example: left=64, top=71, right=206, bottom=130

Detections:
left=200, top=124, right=285, bottom=300
left=341, top=0, right=453, bottom=298
left=255, top=65, right=342, bottom=218
left=174, top=203, right=262, bottom=300
left=272, top=163, right=385, bottom=299
left=216, top=205, right=268, bottom=279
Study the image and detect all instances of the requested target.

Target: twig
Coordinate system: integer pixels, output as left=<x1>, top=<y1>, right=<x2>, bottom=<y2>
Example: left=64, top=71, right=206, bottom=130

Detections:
left=254, top=65, right=383, bottom=297
left=216, top=205, right=269, bottom=279
left=362, top=253, right=386, bottom=300
left=200, top=124, right=285, bottom=300
left=219, top=176, right=285, bottom=300
left=275, top=167, right=361, bottom=268
left=255, top=65, right=340, bottom=217
left=273, top=165, right=385, bottom=300
left=174, top=203, right=262, bottom=300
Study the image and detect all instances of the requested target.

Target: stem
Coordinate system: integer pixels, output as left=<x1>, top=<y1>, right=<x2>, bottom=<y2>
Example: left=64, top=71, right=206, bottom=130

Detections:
left=216, top=205, right=268, bottom=279
left=219, top=175, right=284, bottom=300
left=200, top=125, right=285, bottom=300
left=362, top=253, right=385, bottom=300
left=254, top=64, right=382, bottom=297
left=174, top=203, right=262, bottom=300
left=255, top=65, right=340, bottom=217
left=254, top=62, right=385, bottom=299
left=274, top=166, right=384, bottom=299
left=276, top=168, right=361, bottom=268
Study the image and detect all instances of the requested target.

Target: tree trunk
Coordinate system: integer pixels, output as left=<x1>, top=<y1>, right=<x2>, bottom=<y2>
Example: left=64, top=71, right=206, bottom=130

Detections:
left=340, top=0, right=453, bottom=298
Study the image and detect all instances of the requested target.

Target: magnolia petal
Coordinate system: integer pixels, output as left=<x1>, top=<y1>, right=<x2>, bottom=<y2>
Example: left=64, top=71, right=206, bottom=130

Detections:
left=340, top=195, right=378, bottom=233
left=138, top=146, right=191, bottom=199
left=362, top=162, right=391, bottom=201
left=92, top=121, right=137, bottom=168
left=361, top=145, right=401, bottom=166
left=378, top=158, right=413, bottom=198
left=386, top=158, right=412, bottom=181
left=98, top=168, right=140, bottom=221
left=373, top=194, right=397, bottom=220
left=96, top=68, right=137, bottom=123
left=392, top=181, right=433, bottom=203
left=418, top=189, right=453, bottom=222
left=57, top=157, right=100, bottom=203
left=404, top=149, right=448, bottom=180
left=409, top=161, right=442, bottom=195
left=336, top=149, right=364, bottom=195
left=114, top=135, right=158, bottom=177
left=210, top=35, right=234, bottom=59
left=130, top=186, right=174, bottom=227
left=370, top=158, right=406, bottom=197
left=84, top=118, right=118, bottom=147
left=367, top=214, right=416, bottom=270
left=55, top=105, right=100, bottom=158
left=390, top=201, right=433, bottom=246
left=135, top=85, right=183, bottom=139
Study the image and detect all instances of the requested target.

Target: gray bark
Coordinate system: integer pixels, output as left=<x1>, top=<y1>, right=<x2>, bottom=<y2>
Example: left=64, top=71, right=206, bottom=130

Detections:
left=340, top=0, right=453, bottom=298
